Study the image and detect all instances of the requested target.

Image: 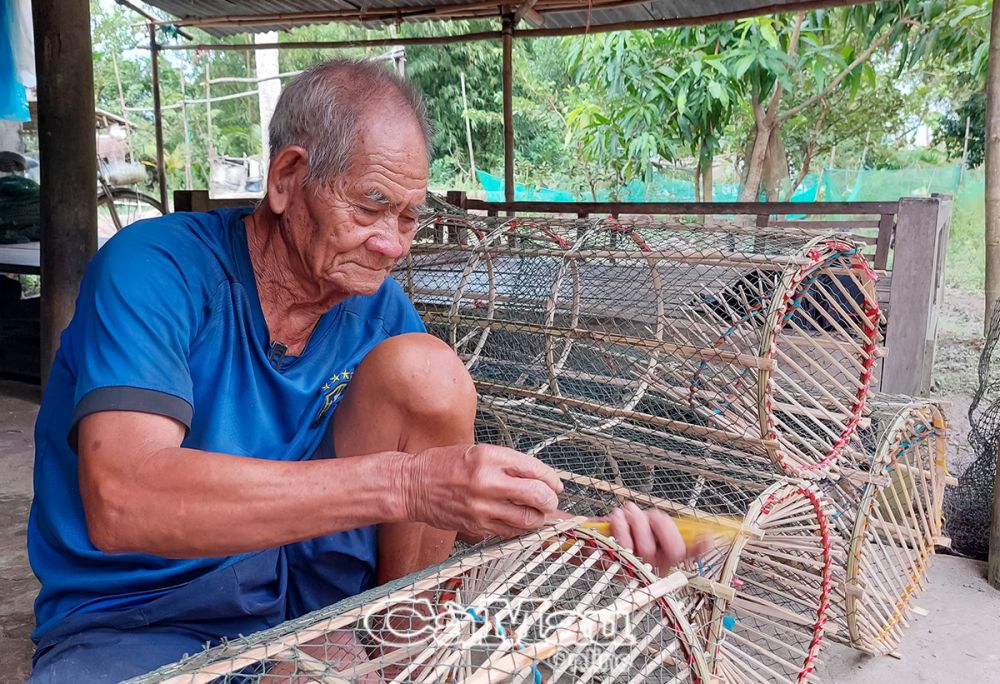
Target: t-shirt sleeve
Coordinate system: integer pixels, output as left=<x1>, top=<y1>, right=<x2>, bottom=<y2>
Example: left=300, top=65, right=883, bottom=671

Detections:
left=68, top=230, right=206, bottom=442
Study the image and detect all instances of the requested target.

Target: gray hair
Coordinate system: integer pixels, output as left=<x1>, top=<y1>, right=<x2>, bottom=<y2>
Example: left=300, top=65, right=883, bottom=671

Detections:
left=268, top=59, right=432, bottom=184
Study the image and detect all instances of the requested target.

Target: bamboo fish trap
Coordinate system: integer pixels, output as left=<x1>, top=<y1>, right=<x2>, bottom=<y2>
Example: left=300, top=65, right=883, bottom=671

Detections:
left=127, top=523, right=711, bottom=684
left=398, top=215, right=882, bottom=479
left=823, top=397, right=951, bottom=656
left=476, top=403, right=835, bottom=684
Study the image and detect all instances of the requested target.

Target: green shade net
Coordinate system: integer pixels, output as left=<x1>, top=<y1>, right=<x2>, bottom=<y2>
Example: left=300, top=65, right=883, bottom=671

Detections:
left=476, top=165, right=972, bottom=205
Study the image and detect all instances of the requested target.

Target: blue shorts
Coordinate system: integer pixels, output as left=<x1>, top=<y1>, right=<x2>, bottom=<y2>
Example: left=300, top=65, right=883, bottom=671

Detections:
left=27, top=527, right=377, bottom=683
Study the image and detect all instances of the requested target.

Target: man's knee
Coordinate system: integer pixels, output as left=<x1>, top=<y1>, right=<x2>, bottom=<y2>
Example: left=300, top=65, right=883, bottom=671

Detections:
left=359, top=333, right=477, bottom=424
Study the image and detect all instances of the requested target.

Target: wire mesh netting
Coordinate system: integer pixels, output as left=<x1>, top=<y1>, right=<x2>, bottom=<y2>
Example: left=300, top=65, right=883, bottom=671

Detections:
left=946, top=304, right=1000, bottom=559
left=823, top=397, right=949, bottom=656
left=126, top=523, right=710, bottom=683
left=397, top=215, right=881, bottom=480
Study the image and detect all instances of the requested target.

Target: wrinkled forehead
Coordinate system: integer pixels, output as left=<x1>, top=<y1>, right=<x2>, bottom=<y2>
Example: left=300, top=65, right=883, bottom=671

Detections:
left=354, top=108, right=429, bottom=166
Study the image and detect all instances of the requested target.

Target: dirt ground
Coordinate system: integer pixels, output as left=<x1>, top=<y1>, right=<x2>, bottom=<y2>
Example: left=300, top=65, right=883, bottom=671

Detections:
left=0, top=380, right=39, bottom=682
left=0, top=286, right=997, bottom=682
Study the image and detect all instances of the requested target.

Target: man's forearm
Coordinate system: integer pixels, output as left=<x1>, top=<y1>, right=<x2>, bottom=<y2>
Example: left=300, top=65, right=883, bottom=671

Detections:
left=82, top=445, right=413, bottom=558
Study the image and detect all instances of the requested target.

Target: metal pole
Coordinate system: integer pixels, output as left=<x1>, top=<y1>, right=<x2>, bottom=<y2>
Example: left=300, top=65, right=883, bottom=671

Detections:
left=502, top=15, right=515, bottom=204
left=32, top=0, right=98, bottom=385
left=150, top=23, right=169, bottom=211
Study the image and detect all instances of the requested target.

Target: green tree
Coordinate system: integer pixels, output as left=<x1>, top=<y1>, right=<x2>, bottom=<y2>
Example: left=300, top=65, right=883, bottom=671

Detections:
left=937, top=92, right=986, bottom=168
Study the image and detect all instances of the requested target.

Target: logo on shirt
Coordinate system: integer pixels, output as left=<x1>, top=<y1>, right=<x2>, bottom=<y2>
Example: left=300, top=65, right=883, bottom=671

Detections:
left=312, top=369, right=354, bottom=428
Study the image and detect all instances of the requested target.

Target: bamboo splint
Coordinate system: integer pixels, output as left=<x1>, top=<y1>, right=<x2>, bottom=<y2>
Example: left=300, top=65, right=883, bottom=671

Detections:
left=396, top=214, right=882, bottom=479
left=823, top=397, right=950, bottom=656
left=125, top=524, right=710, bottom=684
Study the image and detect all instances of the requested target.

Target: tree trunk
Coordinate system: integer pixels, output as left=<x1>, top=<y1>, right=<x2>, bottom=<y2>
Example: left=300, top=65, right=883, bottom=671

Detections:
left=741, top=120, right=772, bottom=202
left=763, top=128, right=789, bottom=202
left=694, top=160, right=702, bottom=203
left=702, top=156, right=713, bottom=203
left=986, top=0, right=1000, bottom=332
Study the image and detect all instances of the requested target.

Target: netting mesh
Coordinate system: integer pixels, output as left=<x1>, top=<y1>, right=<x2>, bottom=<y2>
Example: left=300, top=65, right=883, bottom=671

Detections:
left=945, top=304, right=1000, bottom=559
left=398, top=215, right=881, bottom=480
left=126, top=524, right=709, bottom=683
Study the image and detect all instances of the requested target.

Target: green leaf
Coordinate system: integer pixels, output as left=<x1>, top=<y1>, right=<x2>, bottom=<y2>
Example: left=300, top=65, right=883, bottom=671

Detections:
left=734, top=53, right=757, bottom=78
left=863, top=63, right=877, bottom=90
left=759, top=21, right=779, bottom=48
left=705, top=58, right=728, bottom=77
left=707, top=80, right=723, bottom=100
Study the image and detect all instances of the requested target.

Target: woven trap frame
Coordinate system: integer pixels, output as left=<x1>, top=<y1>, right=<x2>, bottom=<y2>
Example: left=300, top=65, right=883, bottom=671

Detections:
left=476, top=404, right=834, bottom=684
left=824, top=397, right=950, bottom=656
left=128, top=523, right=710, bottom=684
left=398, top=215, right=881, bottom=478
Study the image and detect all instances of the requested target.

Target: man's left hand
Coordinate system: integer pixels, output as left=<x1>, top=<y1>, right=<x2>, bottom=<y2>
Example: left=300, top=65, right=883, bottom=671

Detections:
left=607, top=502, right=708, bottom=574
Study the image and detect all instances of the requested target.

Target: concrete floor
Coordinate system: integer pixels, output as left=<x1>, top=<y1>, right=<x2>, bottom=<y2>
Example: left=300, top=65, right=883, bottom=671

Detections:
left=1, top=379, right=999, bottom=682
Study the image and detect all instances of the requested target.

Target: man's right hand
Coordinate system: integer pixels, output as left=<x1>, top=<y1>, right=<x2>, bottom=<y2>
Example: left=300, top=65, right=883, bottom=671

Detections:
left=399, top=444, right=563, bottom=541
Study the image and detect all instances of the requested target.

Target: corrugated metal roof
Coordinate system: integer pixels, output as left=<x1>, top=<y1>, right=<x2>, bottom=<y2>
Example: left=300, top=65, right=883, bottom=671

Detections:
left=140, top=1, right=860, bottom=37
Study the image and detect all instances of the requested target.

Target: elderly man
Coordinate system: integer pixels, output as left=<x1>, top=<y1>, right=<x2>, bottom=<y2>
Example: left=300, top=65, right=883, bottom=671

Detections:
left=26, top=60, right=690, bottom=682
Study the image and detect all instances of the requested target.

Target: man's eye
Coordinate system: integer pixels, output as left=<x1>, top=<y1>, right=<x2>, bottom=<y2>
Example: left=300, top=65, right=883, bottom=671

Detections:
left=357, top=205, right=380, bottom=215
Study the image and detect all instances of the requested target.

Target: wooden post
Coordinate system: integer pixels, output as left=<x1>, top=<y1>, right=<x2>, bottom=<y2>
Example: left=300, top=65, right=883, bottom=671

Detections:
left=961, top=115, right=971, bottom=185
left=206, top=61, right=215, bottom=160
left=985, top=0, right=1000, bottom=333
left=501, top=14, right=515, bottom=205
left=882, top=197, right=952, bottom=396
left=150, top=23, right=169, bottom=211
left=460, top=71, right=478, bottom=187
left=990, top=440, right=1000, bottom=589
left=180, top=72, right=193, bottom=189
left=32, top=0, right=98, bottom=385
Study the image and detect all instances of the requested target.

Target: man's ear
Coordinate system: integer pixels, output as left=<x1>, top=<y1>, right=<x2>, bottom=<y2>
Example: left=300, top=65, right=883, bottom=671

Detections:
left=266, top=146, right=309, bottom=215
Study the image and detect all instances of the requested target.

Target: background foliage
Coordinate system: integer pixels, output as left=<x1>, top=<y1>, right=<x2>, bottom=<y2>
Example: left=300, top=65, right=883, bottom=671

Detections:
left=86, top=0, right=990, bottom=286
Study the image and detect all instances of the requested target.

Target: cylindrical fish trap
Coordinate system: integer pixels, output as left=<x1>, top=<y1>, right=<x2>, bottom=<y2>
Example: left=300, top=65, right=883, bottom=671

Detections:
left=400, top=215, right=881, bottom=478
left=128, top=524, right=710, bottom=684
left=477, top=403, right=834, bottom=684
left=823, top=398, right=950, bottom=656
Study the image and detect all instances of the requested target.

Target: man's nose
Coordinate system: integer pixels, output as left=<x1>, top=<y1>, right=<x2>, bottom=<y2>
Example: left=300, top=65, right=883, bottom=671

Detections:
left=366, top=222, right=405, bottom=260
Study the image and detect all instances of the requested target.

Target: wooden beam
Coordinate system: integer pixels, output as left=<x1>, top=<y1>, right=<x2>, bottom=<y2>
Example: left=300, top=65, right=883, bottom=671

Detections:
left=150, top=25, right=169, bottom=212
left=157, top=30, right=503, bottom=52
left=987, top=0, right=1000, bottom=333
left=32, top=0, right=98, bottom=385
left=881, top=197, right=947, bottom=397
left=502, top=15, right=515, bottom=205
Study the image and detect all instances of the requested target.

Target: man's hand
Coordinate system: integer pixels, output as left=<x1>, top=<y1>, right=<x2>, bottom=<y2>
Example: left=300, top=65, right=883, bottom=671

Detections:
left=400, top=444, right=563, bottom=541
left=607, top=502, right=709, bottom=574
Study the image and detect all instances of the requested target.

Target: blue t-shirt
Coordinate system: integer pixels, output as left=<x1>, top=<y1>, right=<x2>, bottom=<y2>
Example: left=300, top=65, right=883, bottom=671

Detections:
left=27, top=207, right=425, bottom=641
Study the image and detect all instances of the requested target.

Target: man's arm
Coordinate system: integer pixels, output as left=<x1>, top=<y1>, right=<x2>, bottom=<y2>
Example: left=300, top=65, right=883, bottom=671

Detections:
left=78, top=411, right=562, bottom=559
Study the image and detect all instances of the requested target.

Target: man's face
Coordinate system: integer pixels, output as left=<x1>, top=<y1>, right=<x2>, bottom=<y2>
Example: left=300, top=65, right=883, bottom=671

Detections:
left=283, top=110, right=428, bottom=298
